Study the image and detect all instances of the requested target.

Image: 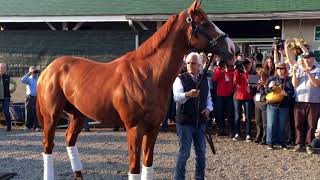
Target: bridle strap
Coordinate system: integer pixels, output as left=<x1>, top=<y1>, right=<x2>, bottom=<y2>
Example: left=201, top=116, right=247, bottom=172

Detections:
left=186, top=11, right=228, bottom=50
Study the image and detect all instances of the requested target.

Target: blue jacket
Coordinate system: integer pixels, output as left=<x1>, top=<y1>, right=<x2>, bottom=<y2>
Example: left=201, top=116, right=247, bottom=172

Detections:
left=266, top=76, right=295, bottom=108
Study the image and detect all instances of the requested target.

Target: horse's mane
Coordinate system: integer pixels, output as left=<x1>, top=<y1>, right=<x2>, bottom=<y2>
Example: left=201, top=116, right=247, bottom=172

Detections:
left=135, top=14, right=179, bottom=59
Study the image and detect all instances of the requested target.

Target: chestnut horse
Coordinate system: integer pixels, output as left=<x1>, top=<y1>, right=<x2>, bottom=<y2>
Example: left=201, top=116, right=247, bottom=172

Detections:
left=37, top=1, right=237, bottom=179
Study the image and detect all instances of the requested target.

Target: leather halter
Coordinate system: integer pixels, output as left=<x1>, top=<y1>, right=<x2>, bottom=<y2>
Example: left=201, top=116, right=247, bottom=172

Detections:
left=186, top=11, right=228, bottom=51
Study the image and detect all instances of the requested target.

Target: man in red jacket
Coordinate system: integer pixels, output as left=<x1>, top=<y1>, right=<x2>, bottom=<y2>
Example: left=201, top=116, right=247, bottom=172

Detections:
left=212, top=60, right=235, bottom=136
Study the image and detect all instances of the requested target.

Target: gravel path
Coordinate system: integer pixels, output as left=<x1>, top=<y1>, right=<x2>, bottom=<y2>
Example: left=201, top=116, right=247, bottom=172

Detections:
left=0, top=127, right=319, bottom=180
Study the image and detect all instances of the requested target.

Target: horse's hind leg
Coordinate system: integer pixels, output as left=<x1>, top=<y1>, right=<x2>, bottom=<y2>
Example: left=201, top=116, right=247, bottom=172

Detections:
left=65, top=112, right=85, bottom=180
left=42, top=113, right=58, bottom=180
left=40, top=102, right=64, bottom=180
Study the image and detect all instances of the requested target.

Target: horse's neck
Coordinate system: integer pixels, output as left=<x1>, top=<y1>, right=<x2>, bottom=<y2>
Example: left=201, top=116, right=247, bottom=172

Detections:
left=148, top=29, right=188, bottom=89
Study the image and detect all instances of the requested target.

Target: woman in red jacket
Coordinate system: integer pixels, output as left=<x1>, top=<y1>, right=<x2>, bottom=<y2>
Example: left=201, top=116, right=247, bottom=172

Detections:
left=212, top=60, right=235, bottom=136
left=233, top=59, right=254, bottom=141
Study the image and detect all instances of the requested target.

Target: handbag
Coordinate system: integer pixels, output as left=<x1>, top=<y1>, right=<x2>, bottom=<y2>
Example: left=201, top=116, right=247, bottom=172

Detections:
left=266, top=85, right=284, bottom=104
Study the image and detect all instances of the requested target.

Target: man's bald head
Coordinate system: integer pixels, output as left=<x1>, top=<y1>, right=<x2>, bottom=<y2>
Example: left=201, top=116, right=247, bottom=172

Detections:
left=0, top=63, right=7, bottom=76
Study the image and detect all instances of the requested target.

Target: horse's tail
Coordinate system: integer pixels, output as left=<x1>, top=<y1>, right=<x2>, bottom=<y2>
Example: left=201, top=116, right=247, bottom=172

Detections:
left=36, top=94, right=44, bottom=128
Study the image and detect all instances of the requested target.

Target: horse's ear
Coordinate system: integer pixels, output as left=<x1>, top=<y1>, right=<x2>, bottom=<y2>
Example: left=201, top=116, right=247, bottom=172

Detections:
left=189, top=0, right=201, bottom=13
left=188, top=0, right=202, bottom=17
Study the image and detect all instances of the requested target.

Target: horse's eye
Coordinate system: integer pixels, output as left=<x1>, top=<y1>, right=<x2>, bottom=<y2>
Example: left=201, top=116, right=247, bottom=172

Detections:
left=202, top=22, right=210, bottom=28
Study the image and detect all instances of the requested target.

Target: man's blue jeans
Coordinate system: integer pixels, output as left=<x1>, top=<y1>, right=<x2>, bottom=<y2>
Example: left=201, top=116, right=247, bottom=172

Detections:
left=2, top=98, right=11, bottom=128
left=175, top=123, right=206, bottom=180
left=234, top=99, right=253, bottom=136
left=266, top=105, right=288, bottom=145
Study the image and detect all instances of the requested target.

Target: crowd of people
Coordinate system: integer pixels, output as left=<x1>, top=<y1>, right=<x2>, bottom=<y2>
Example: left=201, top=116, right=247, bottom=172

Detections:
left=166, top=39, right=320, bottom=179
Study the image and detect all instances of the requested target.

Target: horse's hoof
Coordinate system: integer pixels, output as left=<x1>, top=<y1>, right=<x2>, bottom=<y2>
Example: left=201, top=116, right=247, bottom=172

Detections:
left=74, top=171, right=83, bottom=180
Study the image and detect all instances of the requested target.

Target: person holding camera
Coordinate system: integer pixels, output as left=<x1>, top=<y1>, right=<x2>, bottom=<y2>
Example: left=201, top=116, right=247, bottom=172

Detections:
left=233, top=59, right=254, bottom=142
left=21, top=66, right=41, bottom=131
left=0, top=63, right=17, bottom=131
left=212, top=60, right=235, bottom=136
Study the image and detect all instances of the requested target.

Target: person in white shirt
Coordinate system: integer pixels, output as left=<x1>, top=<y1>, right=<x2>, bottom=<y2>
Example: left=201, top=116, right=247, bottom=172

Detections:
left=173, top=52, right=213, bottom=180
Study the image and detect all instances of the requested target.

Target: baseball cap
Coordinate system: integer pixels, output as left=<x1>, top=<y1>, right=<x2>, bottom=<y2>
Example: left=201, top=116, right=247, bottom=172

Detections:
left=302, top=51, right=315, bottom=58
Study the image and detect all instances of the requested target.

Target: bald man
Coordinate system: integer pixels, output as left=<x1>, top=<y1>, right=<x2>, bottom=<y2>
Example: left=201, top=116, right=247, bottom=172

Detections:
left=0, top=63, right=17, bottom=131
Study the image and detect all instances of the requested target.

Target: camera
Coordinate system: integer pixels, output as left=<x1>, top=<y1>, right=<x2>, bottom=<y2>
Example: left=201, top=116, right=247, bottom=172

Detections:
left=33, top=70, right=40, bottom=73
left=234, top=60, right=245, bottom=72
left=217, top=60, right=226, bottom=68
left=273, top=37, right=285, bottom=50
left=234, top=59, right=251, bottom=73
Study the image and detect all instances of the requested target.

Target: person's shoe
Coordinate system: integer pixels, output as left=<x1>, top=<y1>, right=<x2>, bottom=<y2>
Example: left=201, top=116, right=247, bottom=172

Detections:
left=84, top=128, right=90, bottom=132
left=23, top=127, right=32, bottom=131
left=254, top=139, right=261, bottom=144
left=35, top=128, right=41, bottom=132
left=259, top=141, right=267, bottom=145
left=306, top=146, right=314, bottom=154
left=217, top=129, right=224, bottom=136
left=281, top=144, right=288, bottom=150
left=228, top=134, right=234, bottom=138
left=293, top=144, right=304, bottom=152
left=246, top=135, right=252, bottom=142
left=6, top=126, right=11, bottom=131
left=267, top=144, right=274, bottom=150
left=233, top=134, right=240, bottom=141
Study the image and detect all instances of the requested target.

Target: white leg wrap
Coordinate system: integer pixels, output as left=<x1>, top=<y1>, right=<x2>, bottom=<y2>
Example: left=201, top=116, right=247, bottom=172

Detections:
left=66, top=146, right=83, bottom=172
left=43, top=153, right=54, bottom=180
left=128, top=172, right=141, bottom=180
left=141, top=164, right=154, bottom=180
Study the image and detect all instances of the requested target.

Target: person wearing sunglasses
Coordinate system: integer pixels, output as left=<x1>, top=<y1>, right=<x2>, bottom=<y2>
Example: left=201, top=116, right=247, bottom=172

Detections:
left=266, top=62, right=295, bottom=150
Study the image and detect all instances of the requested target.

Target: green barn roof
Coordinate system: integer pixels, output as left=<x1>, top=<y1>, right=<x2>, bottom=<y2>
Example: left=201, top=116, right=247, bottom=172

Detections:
left=0, top=0, right=319, bottom=16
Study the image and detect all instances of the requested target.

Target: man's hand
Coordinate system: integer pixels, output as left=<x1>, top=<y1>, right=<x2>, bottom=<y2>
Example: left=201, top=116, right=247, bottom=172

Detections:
left=28, top=67, right=35, bottom=74
left=185, top=89, right=199, bottom=98
left=201, top=108, right=210, bottom=118
left=303, top=68, right=311, bottom=74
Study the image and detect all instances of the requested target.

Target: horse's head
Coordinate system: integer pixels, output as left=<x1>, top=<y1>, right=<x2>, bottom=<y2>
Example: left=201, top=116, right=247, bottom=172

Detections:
left=183, top=0, right=239, bottom=62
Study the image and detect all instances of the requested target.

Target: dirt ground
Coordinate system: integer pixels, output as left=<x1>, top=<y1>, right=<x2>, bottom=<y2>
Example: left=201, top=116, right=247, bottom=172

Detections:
left=0, top=127, right=319, bottom=180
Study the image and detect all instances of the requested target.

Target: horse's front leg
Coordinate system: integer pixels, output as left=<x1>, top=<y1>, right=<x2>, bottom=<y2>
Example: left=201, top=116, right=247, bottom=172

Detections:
left=65, top=114, right=85, bottom=180
left=141, top=126, right=160, bottom=180
left=127, top=125, right=144, bottom=180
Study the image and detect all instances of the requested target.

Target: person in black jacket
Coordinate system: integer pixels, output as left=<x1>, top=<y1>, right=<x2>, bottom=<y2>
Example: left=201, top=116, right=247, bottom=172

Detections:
left=0, top=63, right=17, bottom=131
left=173, top=52, right=213, bottom=180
